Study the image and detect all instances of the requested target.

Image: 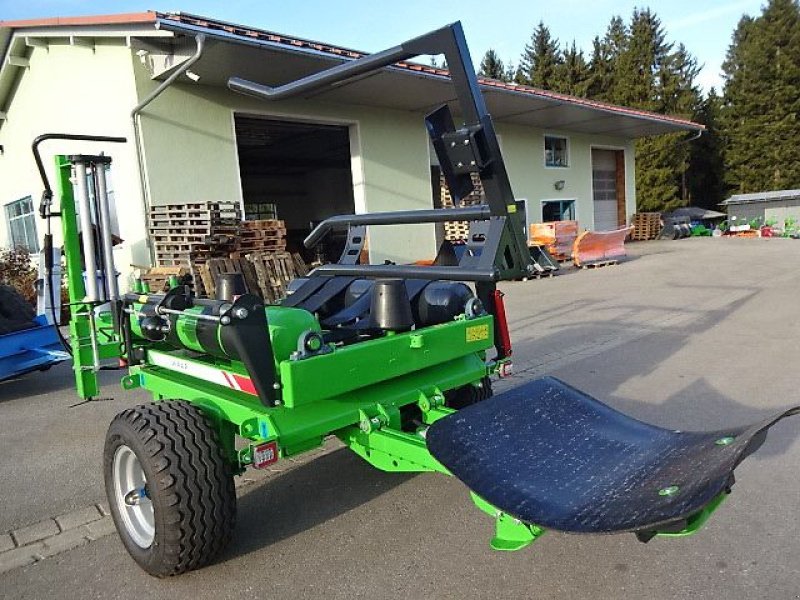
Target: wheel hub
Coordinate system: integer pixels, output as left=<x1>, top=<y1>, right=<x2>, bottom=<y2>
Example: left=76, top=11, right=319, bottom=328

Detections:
left=112, top=445, right=155, bottom=548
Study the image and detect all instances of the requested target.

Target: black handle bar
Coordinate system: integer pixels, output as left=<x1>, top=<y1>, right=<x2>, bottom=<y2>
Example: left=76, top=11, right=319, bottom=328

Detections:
left=32, top=133, right=127, bottom=217
left=304, top=205, right=491, bottom=248
left=227, top=24, right=454, bottom=102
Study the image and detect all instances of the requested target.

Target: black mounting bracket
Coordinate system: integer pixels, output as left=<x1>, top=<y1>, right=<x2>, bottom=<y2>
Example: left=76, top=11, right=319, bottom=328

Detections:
left=228, top=21, right=534, bottom=283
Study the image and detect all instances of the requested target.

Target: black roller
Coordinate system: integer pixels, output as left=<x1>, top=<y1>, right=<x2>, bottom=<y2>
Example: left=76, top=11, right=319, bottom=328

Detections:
left=344, top=279, right=373, bottom=307
left=413, top=281, right=473, bottom=327
left=370, top=279, right=413, bottom=331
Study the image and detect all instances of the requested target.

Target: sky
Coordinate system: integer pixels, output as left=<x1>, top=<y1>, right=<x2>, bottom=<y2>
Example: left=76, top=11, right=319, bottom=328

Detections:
left=0, top=0, right=767, bottom=93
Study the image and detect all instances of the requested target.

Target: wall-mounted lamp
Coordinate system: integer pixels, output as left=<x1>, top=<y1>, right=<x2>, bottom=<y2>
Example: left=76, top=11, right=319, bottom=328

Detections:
left=554, top=180, right=565, bottom=191
left=185, top=70, right=201, bottom=82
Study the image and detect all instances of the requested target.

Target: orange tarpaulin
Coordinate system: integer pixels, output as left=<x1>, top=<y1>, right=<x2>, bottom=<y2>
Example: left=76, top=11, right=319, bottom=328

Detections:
left=529, top=221, right=579, bottom=260
left=573, top=226, right=634, bottom=267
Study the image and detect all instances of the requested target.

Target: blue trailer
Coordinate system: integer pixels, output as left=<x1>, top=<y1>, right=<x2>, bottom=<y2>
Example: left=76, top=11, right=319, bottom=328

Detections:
left=0, top=314, right=69, bottom=382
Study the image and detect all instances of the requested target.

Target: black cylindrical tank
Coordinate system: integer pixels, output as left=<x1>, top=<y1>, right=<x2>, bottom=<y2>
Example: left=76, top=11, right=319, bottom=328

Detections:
left=413, top=281, right=473, bottom=327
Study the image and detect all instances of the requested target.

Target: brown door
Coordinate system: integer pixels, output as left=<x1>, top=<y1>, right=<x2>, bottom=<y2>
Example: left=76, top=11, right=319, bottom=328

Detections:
left=591, top=149, right=626, bottom=231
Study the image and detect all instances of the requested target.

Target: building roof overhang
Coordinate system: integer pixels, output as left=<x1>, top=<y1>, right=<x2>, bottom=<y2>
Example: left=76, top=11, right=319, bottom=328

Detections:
left=0, top=11, right=704, bottom=138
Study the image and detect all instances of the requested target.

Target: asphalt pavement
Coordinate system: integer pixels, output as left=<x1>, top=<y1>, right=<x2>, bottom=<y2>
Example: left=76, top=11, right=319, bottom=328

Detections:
left=1, top=237, right=798, bottom=599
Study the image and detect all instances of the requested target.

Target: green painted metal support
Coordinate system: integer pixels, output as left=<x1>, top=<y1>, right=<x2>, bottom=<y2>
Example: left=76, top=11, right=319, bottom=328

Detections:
left=470, top=492, right=547, bottom=551
left=55, top=155, right=122, bottom=399
left=56, top=155, right=98, bottom=398
left=655, top=491, right=729, bottom=538
left=338, top=425, right=450, bottom=474
left=55, top=156, right=85, bottom=303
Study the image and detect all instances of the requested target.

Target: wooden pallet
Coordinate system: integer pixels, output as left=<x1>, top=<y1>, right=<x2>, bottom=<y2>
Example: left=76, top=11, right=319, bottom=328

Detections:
left=240, top=229, right=285, bottom=240
left=152, top=232, right=238, bottom=244
left=241, top=219, right=284, bottom=230
left=440, top=173, right=484, bottom=241
left=439, top=172, right=484, bottom=208
left=578, top=259, right=619, bottom=269
left=630, top=212, right=662, bottom=241
left=149, top=202, right=239, bottom=216
left=239, top=241, right=286, bottom=253
left=152, top=256, right=208, bottom=296
left=149, top=217, right=239, bottom=229
left=239, top=219, right=287, bottom=251
left=140, top=266, right=190, bottom=293
left=443, top=221, right=471, bottom=241
left=198, top=256, right=260, bottom=299
left=248, top=252, right=297, bottom=302
left=196, top=251, right=308, bottom=302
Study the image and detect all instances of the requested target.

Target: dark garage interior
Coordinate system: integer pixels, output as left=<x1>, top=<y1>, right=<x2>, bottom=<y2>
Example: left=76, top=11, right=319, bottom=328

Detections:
left=235, top=115, right=356, bottom=262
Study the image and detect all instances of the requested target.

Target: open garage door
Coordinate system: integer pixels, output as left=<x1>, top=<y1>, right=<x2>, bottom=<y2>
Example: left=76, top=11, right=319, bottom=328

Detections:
left=235, top=115, right=356, bottom=263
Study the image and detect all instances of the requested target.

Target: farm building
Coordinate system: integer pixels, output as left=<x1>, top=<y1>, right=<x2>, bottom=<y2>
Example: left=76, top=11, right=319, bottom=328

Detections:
left=722, top=189, right=800, bottom=226
left=0, top=11, right=701, bottom=286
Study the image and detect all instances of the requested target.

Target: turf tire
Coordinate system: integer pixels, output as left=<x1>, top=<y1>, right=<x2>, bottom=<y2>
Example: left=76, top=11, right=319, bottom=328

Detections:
left=103, top=401, right=237, bottom=577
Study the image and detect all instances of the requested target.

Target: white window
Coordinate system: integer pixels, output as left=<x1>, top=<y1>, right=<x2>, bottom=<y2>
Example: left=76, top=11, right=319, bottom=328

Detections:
left=5, top=196, right=39, bottom=252
left=544, top=135, right=569, bottom=168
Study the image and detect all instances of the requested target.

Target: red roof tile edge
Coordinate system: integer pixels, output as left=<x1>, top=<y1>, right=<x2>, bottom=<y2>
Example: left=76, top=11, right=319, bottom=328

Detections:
left=0, top=12, right=157, bottom=28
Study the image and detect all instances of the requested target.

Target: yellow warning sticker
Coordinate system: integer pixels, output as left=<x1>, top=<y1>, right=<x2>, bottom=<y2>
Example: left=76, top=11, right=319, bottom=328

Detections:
left=466, top=324, right=490, bottom=342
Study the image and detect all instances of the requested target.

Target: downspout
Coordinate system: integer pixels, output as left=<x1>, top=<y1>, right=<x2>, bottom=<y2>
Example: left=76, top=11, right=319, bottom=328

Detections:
left=131, top=33, right=206, bottom=264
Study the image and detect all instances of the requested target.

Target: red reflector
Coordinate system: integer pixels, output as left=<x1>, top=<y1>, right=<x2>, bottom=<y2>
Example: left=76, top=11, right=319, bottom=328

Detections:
left=252, top=441, right=279, bottom=469
left=491, top=289, right=513, bottom=358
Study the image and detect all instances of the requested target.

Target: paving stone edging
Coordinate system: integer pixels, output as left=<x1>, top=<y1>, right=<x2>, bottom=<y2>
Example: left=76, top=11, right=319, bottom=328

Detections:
left=0, top=438, right=343, bottom=575
left=0, top=504, right=114, bottom=574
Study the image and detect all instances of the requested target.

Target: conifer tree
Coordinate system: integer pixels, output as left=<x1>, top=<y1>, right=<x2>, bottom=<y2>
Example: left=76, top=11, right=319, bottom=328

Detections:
left=518, top=21, right=562, bottom=87
left=586, top=36, right=615, bottom=100
left=721, top=0, right=800, bottom=193
left=553, top=42, right=590, bottom=96
left=478, top=49, right=507, bottom=81
left=688, top=89, right=727, bottom=208
left=586, top=17, right=627, bottom=101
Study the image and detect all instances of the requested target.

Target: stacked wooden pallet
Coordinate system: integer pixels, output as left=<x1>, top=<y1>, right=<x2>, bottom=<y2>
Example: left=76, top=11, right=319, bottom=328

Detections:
left=149, top=201, right=241, bottom=295
left=248, top=252, right=305, bottom=302
left=440, top=173, right=485, bottom=241
left=239, top=219, right=287, bottom=252
left=199, top=251, right=308, bottom=303
left=630, top=212, right=662, bottom=241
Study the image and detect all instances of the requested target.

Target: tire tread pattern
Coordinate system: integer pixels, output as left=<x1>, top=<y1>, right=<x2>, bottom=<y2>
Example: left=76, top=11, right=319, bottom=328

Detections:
left=105, top=401, right=236, bottom=576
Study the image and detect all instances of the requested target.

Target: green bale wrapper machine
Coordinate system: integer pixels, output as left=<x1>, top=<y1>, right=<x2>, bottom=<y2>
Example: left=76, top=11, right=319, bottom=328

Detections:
left=34, top=22, right=798, bottom=577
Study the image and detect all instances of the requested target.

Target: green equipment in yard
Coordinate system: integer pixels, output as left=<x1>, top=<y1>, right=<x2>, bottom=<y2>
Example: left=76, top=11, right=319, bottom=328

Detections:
left=35, top=22, right=798, bottom=578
